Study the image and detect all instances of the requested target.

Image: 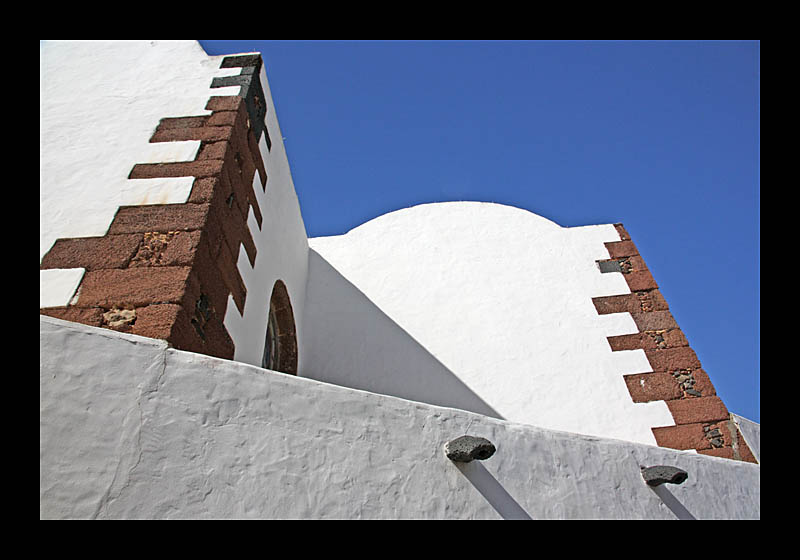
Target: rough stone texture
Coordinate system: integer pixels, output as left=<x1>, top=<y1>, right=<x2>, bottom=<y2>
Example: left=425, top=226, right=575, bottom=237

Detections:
left=666, top=397, right=729, bottom=425
left=40, top=306, right=105, bottom=327
left=652, top=424, right=711, bottom=451
left=75, top=267, right=193, bottom=308
left=206, top=95, right=243, bottom=112
left=40, top=234, right=143, bottom=271
left=644, top=347, right=702, bottom=373
left=107, top=203, right=212, bottom=235
left=128, top=160, right=226, bottom=180
left=445, top=436, right=496, bottom=462
left=39, top=316, right=760, bottom=519
left=700, top=419, right=758, bottom=464
left=698, top=448, right=735, bottom=459
left=624, top=372, right=683, bottom=403
left=608, top=329, right=689, bottom=351
left=129, top=303, right=182, bottom=340
left=613, top=223, right=631, bottom=241
left=592, top=290, right=669, bottom=315
left=129, top=231, right=203, bottom=268
left=641, top=465, right=688, bottom=487
left=155, top=115, right=209, bottom=129
left=630, top=310, right=679, bottom=331
left=102, top=308, right=136, bottom=329
left=633, top=289, right=669, bottom=312
left=690, top=369, right=717, bottom=397
left=220, top=53, right=262, bottom=70
left=605, top=240, right=640, bottom=258
left=592, top=293, right=643, bottom=315
left=150, top=125, right=234, bottom=144
left=624, top=270, right=658, bottom=291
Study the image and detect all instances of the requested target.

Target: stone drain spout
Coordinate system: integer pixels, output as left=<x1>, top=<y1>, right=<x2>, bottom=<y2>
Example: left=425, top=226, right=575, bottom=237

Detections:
left=445, top=436, right=496, bottom=463
left=641, top=465, right=688, bottom=487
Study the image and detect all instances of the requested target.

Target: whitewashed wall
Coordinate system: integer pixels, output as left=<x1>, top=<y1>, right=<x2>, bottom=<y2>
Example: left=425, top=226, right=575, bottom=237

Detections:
left=39, top=316, right=760, bottom=520
left=39, top=40, right=242, bottom=306
left=305, top=202, right=674, bottom=446
left=39, top=41, right=309, bottom=369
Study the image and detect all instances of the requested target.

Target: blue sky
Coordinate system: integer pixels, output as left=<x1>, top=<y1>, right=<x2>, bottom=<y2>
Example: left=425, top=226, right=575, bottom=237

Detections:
left=200, top=40, right=759, bottom=423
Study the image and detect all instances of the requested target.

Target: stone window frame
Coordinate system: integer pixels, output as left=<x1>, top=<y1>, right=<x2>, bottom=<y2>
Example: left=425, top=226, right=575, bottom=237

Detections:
left=261, top=279, right=298, bottom=375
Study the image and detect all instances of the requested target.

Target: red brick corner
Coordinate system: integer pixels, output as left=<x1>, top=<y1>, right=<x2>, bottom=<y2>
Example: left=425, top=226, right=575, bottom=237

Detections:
left=593, top=223, right=757, bottom=463
left=41, top=55, right=270, bottom=361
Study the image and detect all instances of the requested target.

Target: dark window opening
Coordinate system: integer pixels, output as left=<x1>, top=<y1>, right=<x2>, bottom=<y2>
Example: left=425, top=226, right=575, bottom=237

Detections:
left=261, top=280, right=298, bottom=375
left=264, top=125, right=272, bottom=152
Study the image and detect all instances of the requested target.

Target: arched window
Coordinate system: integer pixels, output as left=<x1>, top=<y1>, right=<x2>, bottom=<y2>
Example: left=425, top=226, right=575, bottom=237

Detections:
left=261, top=280, right=298, bottom=375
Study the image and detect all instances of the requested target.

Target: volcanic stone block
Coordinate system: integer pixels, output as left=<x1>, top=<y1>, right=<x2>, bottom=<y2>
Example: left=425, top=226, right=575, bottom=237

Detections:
left=444, top=435, right=496, bottom=462
left=641, top=465, right=689, bottom=487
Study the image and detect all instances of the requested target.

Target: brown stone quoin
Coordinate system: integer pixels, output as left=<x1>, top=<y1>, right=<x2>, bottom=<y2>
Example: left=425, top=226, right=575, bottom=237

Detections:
left=593, top=224, right=757, bottom=463
left=40, top=55, right=268, bottom=360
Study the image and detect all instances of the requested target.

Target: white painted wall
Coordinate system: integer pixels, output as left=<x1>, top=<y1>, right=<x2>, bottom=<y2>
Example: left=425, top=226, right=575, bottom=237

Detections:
left=39, top=41, right=310, bottom=369
left=39, top=40, right=241, bottom=261
left=40, top=40, right=242, bottom=306
left=39, top=316, right=760, bottom=520
left=305, top=202, right=674, bottom=446
left=301, top=248, right=500, bottom=418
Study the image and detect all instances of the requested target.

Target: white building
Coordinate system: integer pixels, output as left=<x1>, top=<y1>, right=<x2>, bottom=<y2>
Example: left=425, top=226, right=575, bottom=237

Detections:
left=40, top=41, right=759, bottom=519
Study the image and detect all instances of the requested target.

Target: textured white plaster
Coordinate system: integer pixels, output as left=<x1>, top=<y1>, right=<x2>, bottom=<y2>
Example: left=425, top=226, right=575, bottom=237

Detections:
left=117, top=177, right=198, bottom=207
left=306, top=202, right=674, bottom=445
left=39, top=316, right=760, bottom=520
left=594, top=311, right=642, bottom=337
left=605, top=348, right=657, bottom=376
left=40, top=317, right=169, bottom=519
left=39, top=268, right=85, bottom=308
left=134, top=140, right=201, bottom=163
left=221, top=64, right=309, bottom=370
left=40, top=41, right=244, bottom=261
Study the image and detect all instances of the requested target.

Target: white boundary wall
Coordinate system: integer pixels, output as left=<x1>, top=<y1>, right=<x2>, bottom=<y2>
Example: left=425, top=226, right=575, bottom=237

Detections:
left=40, top=316, right=759, bottom=520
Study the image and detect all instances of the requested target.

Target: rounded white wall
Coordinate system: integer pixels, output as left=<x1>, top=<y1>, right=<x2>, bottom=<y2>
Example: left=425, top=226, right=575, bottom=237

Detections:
left=306, top=202, right=674, bottom=445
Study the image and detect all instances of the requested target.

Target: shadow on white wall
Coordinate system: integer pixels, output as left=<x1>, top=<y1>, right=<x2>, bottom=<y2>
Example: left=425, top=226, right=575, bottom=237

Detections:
left=455, top=461, right=532, bottom=520
left=301, top=249, right=503, bottom=419
left=650, top=485, right=697, bottom=520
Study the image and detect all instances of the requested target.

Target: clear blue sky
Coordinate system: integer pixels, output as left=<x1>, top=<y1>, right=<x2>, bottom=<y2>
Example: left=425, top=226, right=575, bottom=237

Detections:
left=200, top=40, right=760, bottom=423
